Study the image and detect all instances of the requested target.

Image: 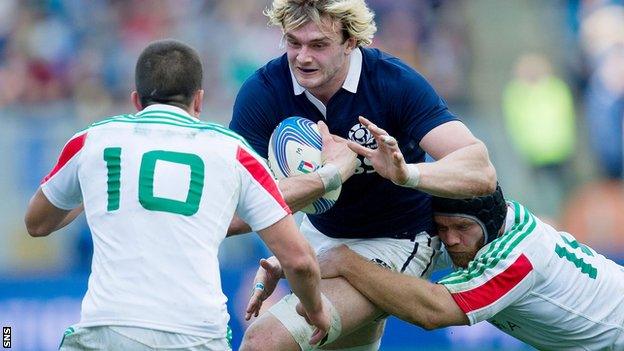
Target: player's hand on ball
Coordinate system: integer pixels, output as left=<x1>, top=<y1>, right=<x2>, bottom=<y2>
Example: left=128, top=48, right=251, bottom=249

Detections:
left=245, top=257, right=283, bottom=320
left=295, top=299, right=331, bottom=346
left=347, top=116, right=410, bottom=185
left=318, top=120, right=358, bottom=182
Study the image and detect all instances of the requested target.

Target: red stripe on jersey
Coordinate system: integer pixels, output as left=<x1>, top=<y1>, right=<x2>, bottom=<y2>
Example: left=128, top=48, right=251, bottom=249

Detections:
left=450, top=254, right=533, bottom=314
left=42, top=132, right=87, bottom=184
left=236, top=146, right=291, bottom=214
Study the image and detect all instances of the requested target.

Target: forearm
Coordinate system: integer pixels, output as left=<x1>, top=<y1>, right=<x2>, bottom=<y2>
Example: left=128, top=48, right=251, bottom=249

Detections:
left=278, top=173, right=326, bottom=213
left=282, top=254, right=323, bottom=313
left=416, top=141, right=496, bottom=198
left=25, top=189, right=81, bottom=237
left=340, top=254, right=460, bottom=329
left=227, top=214, right=252, bottom=236
left=227, top=172, right=326, bottom=235
left=258, top=216, right=323, bottom=313
left=54, top=205, right=83, bottom=231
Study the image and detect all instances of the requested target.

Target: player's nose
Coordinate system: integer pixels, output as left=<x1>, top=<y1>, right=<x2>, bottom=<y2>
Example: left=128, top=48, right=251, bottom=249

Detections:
left=440, top=231, right=461, bottom=246
left=296, top=46, right=313, bottom=63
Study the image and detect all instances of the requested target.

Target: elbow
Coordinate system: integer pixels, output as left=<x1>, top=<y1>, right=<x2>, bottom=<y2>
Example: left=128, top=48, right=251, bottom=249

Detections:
left=419, top=321, right=437, bottom=331
left=405, top=285, right=453, bottom=330
left=474, top=141, right=497, bottom=195
left=483, top=164, right=497, bottom=194
left=24, top=216, right=52, bottom=237
left=281, top=250, right=317, bottom=277
left=401, top=308, right=440, bottom=330
left=25, top=223, right=52, bottom=237
left=419, top=311, right=445, bottom=331
left=283, top=257, right=316, bottom=276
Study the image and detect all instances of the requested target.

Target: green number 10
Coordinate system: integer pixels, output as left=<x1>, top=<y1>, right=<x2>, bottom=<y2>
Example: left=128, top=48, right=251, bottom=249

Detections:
left=103, top=147, right=205, bottom=216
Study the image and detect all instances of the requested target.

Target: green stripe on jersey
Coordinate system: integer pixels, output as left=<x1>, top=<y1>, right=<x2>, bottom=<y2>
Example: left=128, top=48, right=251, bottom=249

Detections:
left=90, top=114, right=136, bottom=126
left=89, top=113, right=253, bottom=150
left=137, top=109, right=196, bottom=123
left=439, top=201, right=536, bottom=285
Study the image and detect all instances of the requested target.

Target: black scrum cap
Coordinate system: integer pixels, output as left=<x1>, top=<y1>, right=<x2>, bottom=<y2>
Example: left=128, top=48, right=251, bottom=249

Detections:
left=431, top=185, right=507, bottom=245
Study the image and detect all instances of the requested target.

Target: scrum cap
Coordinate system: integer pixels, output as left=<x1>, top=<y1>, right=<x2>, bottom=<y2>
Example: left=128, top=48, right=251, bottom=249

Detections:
left=432, top=184, right=507, bottom=245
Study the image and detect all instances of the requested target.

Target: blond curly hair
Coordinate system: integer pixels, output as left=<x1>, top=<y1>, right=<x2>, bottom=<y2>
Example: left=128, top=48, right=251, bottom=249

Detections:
left=265, top=0, right=377, bottom=47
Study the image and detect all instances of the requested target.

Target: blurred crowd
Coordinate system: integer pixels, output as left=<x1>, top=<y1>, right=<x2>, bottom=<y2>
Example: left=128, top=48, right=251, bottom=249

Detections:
left=2, top=0, right=624, bottom=276
left=0, top=0, right=469, bottom=121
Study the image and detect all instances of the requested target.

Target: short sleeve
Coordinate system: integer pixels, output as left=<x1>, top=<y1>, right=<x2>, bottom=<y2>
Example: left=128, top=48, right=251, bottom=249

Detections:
left=438, top=252, right=535, bottom=325
left=40, top=131, right=87, bottom=210
left=395, top=68, right=458, bottom=144
left=234, top=143, right=291, bottom=231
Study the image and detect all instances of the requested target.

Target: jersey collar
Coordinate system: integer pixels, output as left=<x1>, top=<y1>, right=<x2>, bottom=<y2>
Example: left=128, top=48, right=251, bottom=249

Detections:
left=291, top=47, right=362, bottom=96
left=477, top=203, right=516, bottom=254
left=137, top=104, right=199, bottom=120
left=503, top=202, right=515, bottom=234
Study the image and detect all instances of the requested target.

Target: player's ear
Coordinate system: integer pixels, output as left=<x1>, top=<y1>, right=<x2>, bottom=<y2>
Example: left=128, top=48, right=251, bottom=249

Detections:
left=192, top=89, right=204, bottom=117
left=344, top=37, right=357, bottom=55
left=131, top=91, right=143, bottom=112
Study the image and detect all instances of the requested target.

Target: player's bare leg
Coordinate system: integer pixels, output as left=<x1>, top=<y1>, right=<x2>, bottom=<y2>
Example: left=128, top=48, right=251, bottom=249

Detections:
left=241, top=277, right=385, bottom=351
left=321, top=320, right=385, bottom=349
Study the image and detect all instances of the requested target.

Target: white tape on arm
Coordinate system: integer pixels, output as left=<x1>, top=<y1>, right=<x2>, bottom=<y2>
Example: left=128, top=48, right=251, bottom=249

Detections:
left=317, top=163, right=342, bottom=192
left=393, top=163, right=420, bottom=188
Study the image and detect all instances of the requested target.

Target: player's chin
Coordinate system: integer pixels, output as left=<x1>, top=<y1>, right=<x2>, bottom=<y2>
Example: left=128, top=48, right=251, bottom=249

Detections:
left=295, top=75, right=322, bottom=89
left=449, top=252, right=473, bottom=269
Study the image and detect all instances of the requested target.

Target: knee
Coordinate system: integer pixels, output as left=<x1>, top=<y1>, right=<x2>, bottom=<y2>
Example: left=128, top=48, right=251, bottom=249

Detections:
left=239, top=322, right=272, bottom=351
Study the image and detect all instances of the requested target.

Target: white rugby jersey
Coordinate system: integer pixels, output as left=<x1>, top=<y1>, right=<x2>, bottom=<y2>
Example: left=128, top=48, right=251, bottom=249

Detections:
left=40, top=104, right=290, bottom=338
left=439, top=201, right=624, bottom=350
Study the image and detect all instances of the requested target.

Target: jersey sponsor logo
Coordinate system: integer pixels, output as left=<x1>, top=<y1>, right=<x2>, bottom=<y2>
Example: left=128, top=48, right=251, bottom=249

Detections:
left=490, top=319, right=522, bottom=332
left=348, top=123, right=377, bottom=174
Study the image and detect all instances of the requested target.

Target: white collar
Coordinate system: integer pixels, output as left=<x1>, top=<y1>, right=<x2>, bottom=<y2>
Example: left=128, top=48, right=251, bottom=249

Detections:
left=138, top=104, right=198, bottom=120
left=503, top=203, right=515, bottom=233
left=291, top=47, right=362, bottom=96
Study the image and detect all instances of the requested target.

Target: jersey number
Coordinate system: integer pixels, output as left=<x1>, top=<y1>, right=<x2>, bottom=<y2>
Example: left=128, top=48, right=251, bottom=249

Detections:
left=555, top=235, right=597, bottom=279
left=103, top=148, right=204, bottom=216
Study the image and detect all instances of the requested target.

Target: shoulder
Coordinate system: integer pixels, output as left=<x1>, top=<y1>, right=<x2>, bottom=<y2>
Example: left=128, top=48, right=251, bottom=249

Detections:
left=196, top=121, right=253, bottom=148
left=78, top=113, right=134, bottom=142
left=360, top=47, right=439, bottom=101
left=88, top=113, right=136, bottom=129
left=362, top=48, right=425, bottom=82
left=478, top=201, right=539, bottom=262
left=502, top=201, right=540, bottom=244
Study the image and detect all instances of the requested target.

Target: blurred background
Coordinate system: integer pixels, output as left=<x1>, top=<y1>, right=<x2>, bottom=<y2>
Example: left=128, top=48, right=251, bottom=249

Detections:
left=1, top=0, right=623, bottom=350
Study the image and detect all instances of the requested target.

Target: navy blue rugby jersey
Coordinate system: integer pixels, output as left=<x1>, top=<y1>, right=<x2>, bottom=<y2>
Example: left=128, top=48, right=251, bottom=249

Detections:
left=230, top=47, right=457, bottom=239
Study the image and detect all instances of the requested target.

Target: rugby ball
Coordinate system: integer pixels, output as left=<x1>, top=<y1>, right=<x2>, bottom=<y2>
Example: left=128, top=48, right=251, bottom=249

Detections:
left=267, top=117, right=341, bottom=214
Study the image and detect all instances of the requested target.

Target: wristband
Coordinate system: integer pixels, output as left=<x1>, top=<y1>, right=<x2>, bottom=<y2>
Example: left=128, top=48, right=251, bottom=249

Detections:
left=253, top=282, right=265, bottom=292
left=317, top=163, right=342, bottom=192
left=393, top=163, right=420, bottom=188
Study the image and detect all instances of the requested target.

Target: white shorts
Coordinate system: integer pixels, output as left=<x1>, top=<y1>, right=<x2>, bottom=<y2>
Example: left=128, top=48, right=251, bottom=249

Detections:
left=59, top=326, right=231, bottom=350
left=266, top=217, right=442, bottom=350
left=300, top=216, right=441, bottom=278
